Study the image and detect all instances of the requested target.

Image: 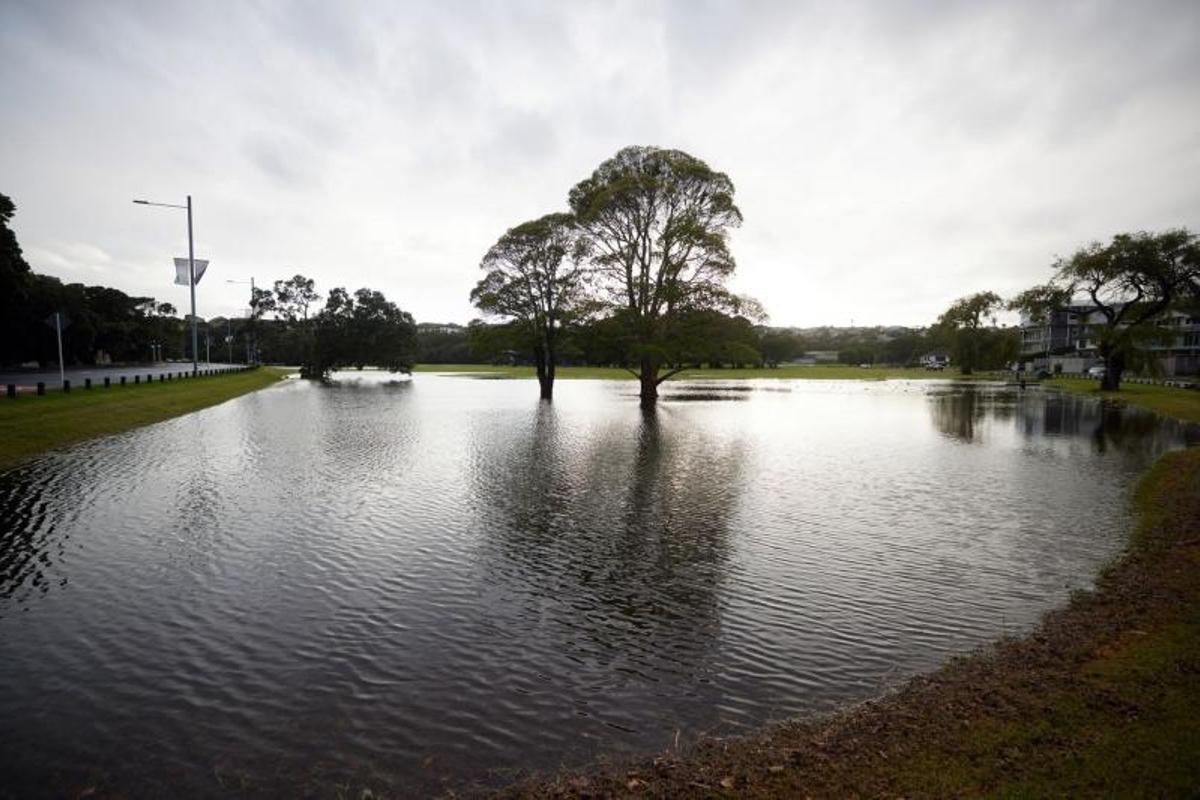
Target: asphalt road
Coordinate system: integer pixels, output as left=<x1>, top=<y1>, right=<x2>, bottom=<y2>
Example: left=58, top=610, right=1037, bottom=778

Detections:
left=0, top=362, right=245, bottom=388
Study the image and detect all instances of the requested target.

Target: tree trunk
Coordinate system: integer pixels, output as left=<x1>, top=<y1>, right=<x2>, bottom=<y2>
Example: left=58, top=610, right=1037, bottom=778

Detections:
left=1101, top=350, right=1124, bottom=391
left=533, top=345, right=553, bottom=400
left=639, top=354, right=658, bottom=408
left=540, top=340, right=556, bottom=401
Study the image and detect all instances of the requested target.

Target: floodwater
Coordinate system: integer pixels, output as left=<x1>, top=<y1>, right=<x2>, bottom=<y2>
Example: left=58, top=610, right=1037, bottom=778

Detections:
left=0, top=374, right=1192, bottom=796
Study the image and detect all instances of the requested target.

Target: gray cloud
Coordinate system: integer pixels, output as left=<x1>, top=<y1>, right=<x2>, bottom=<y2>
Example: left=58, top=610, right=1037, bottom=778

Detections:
left=1, top=0, right=1198, bottom=327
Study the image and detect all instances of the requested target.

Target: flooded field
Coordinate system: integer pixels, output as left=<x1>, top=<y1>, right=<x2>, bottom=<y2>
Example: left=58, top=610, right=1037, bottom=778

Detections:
left=0, top=374, right=1191, bottom=796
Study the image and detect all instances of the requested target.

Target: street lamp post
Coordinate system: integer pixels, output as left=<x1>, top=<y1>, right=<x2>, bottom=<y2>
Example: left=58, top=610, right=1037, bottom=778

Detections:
left=134, top=195, right=199, bottom=375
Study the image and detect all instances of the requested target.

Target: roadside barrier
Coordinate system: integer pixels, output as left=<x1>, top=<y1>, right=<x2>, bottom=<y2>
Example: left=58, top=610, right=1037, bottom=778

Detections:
left=4, top=364, right=254, bottom=398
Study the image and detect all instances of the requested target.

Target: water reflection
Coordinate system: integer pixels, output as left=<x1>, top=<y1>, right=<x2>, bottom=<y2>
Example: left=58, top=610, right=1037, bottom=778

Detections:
left=469, top=403, right=747, bottom=752
left=927, top=383, right=1197, bottom=457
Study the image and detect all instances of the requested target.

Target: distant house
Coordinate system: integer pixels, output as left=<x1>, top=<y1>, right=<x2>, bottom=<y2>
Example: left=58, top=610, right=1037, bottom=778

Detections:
left=920, top=352, right=950, bottom=370
left=787, top=350, right=840, bottom=365
left=417, top=322, right=465, bottom=336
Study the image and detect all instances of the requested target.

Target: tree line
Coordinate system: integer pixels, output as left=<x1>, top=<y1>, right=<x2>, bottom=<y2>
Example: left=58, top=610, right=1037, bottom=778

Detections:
left=0, top=192, right=417, bottom=375
left=0, top=193, right=191, bottom=367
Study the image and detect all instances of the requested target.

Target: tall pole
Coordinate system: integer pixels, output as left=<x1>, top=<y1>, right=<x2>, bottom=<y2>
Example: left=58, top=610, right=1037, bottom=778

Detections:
left=55, top=312, right=65, bottom=385
left=187, top=195, right=198, bottom=375
left=250, top=276, right=257, bottom=364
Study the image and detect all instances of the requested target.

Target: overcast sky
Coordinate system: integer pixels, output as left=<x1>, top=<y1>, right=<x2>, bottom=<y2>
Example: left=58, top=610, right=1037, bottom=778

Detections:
left=2, top=1, right=1198, bottom=327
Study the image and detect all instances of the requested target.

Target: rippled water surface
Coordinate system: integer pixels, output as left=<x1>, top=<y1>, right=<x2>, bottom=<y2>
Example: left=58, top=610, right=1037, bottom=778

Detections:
left=0, top=374, right=1192, bottom=796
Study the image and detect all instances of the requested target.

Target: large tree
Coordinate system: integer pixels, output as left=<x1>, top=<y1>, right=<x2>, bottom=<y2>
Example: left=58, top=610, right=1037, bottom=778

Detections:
left=1011, top=229, right=1200, bottom=390
left=0, top=193, right=33, bottom=365
left=471, top=212, right=587, bottom=400
left=568, top=146, right=749, bottom=406
left=263, top=274, right=320, bottom=364
left=934, top=291, right=1003, bottom=375
left=304, top=287, right=417, bottom=378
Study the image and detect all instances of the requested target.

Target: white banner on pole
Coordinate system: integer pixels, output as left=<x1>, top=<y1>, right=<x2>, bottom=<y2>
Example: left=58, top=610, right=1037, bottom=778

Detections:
left=174, top=258, right=209, bottom=286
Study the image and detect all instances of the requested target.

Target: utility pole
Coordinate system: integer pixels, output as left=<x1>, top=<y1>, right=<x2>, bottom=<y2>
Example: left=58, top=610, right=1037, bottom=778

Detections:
left=226, top=276, right=257, bottom=364
left=133, top=195, right=204, bottom=376
left=187, top=195, right=198, bottom=375
left=54, top=312, right=64, bottom=385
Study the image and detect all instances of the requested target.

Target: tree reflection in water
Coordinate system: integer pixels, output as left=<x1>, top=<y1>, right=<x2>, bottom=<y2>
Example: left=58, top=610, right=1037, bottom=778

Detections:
left=469, top=401, right=748, bottom=740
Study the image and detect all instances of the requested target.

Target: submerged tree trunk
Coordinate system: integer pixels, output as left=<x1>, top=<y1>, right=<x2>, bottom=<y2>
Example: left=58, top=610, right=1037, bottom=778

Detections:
left=639, top=354, right=658, bottom=408
left=533, top=344, right=553, bottom=400
left=1101, top=348, right=1125, bottom=391
left=538, top=338, right=557, bottom=401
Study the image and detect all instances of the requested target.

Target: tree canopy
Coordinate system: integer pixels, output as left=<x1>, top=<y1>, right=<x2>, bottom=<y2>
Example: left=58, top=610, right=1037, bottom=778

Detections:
left=934, top=291, right=1004, bottom=375
left=568, top=146, right=751, bottom=405
left=304, top=287, right=417, bottom=378
left=471, top=212, right=588, bottom=399
left=1011, top=229, right=1199, bottom=389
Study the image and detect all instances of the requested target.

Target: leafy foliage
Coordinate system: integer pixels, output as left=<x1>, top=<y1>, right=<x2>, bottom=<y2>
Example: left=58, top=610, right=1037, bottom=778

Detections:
left=303, top=288, right=417, bottom=378
left=934, top=291, right=1004, bottom=375
left=568, top=146, right=752, bottom=402
left=471, top=213, right=588, bottom=398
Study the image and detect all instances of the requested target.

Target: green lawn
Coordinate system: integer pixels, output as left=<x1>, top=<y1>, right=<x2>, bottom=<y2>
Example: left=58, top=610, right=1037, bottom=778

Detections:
left=1049, top=376, right=1200, bottom=424
left=414, top=364, right=1200, bottom=423
left=413, top=363, right=962, bottom=381
left=0, top=367, right=289, bottom=472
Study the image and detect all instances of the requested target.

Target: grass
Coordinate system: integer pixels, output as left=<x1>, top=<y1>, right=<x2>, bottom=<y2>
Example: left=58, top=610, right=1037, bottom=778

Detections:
left=415, top=364, right=1200, bottom=425
left=0, top=367, right=289, bottom=472
left=414, top=363, right=987, bottom=381
left=1049, top=376, right=1200, bottom=424
left=501, top=444, right=1200, bottom=798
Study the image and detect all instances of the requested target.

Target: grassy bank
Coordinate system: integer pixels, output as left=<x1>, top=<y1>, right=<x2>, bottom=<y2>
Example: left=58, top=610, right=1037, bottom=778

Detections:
left=1049, top=376, right=1200, bottom=424
left=415, top=364, right=1200, bottom=425
left=501, top=445, right=1200, bottom=798
left=414, top=363, right=968, bottom=381
left=0, top=367, right=288, bottom=472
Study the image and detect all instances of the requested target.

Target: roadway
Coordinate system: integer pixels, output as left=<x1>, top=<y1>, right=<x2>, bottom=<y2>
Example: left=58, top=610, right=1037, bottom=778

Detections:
left=0, top=362, right=245, bottom=388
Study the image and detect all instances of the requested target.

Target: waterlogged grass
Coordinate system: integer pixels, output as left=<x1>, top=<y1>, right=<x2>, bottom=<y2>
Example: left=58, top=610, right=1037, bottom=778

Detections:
left=1049, top=375, right=1200, bottom=424
left=506, top=446, right=1200, bottom=798
left=0, top=367, right=289, bottom=472
left=414, top=363, right=963, bottom=381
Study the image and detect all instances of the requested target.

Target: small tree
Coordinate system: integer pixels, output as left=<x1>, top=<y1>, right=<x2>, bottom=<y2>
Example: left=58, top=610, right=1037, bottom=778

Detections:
left=471, top=213, right=586, bottom=400
left=569, top=146, right=751, bottom=406
left=272, top=274, right=319, bottom=323
left=1011, top=230, right=1199, bottom=390
left=934, top=291, right=1003, bottom=375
